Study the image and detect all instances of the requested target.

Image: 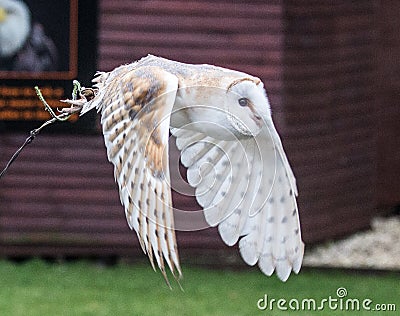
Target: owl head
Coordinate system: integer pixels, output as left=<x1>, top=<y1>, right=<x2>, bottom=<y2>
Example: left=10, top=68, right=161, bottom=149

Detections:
left=173, top=77, right=271, bottom=140
left=0, top=0, right=31, bottom=58
left=224, top=77, right=271, bottom=137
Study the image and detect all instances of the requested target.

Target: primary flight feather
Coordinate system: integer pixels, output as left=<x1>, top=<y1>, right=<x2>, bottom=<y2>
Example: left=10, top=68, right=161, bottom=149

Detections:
left=63, top=55, right=304, bottom=284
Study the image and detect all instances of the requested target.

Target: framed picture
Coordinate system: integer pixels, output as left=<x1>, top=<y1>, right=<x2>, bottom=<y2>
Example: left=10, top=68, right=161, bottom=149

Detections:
left=0, top=0, right=98, bottom=132
left=0, top=0, right=78, bottom=79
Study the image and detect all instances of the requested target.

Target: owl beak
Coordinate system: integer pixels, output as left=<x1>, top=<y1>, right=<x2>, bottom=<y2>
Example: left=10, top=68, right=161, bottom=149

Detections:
left=0, top=7, right=7, bottom=23
left=249, top=107, right=262, bottom=126
left=253, top=114, right=263, bottom=127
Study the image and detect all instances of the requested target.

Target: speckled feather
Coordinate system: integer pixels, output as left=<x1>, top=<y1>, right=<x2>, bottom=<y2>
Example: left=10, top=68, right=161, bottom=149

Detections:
left=89, top=64, right=182, bottom=284
left=174, top=125, right=304, bottom=281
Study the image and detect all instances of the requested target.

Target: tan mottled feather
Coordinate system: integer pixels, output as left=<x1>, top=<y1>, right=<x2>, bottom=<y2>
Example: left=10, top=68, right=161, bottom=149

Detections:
left=94, top=65, right=181, bottom=284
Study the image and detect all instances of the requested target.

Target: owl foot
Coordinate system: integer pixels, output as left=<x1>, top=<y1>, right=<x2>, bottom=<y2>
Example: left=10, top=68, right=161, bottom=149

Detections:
left=60, top=80, right=98, bottom=115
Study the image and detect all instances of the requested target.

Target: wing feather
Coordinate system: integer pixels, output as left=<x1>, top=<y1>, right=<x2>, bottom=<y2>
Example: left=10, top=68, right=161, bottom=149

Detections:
left=173, top=123, right=304, bottom=281
left=97, top=65, right=181, bottom=284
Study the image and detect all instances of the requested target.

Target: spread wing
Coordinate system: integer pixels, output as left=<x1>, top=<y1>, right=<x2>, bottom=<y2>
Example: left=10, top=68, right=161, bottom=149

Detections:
left=171, top=122, right=304, bottom=281
left=98, top=66, right=181, bottom=284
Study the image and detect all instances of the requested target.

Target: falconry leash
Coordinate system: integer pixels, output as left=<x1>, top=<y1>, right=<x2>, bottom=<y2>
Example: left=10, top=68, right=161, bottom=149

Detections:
left=0, top=81, right=87, bottom=179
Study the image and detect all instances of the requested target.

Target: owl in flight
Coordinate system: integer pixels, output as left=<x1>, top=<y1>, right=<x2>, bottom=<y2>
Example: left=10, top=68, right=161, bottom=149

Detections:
left=64, top=55, right=304, bottom=284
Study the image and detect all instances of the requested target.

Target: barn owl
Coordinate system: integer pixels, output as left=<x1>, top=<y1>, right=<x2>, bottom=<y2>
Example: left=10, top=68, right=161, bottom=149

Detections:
left=63, top=55, right=304, bottom=284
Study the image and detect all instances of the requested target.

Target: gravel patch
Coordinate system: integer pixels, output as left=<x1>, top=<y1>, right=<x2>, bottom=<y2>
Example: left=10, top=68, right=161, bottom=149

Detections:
left=303, top=216, right=400, bottom=270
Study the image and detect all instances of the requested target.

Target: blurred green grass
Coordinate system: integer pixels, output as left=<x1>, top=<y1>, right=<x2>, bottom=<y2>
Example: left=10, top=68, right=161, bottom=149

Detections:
left=0, top=259, right=398, bottom=316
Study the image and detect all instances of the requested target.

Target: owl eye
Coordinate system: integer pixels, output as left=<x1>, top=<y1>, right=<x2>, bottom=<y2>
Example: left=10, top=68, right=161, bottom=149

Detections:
left=238, top=98, right=249, bottom=107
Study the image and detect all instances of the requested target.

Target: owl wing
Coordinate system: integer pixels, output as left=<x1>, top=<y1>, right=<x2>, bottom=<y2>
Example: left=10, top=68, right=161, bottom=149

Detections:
left=171, top=121, right=304, bottom=281
left=99, top=66, right=181, bottom=284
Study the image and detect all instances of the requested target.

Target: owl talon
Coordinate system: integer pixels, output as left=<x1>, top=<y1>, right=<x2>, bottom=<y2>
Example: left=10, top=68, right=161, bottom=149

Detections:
left=60, top=99, right=86, bottom=107
left=58, top=102, right=85, bottom=115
